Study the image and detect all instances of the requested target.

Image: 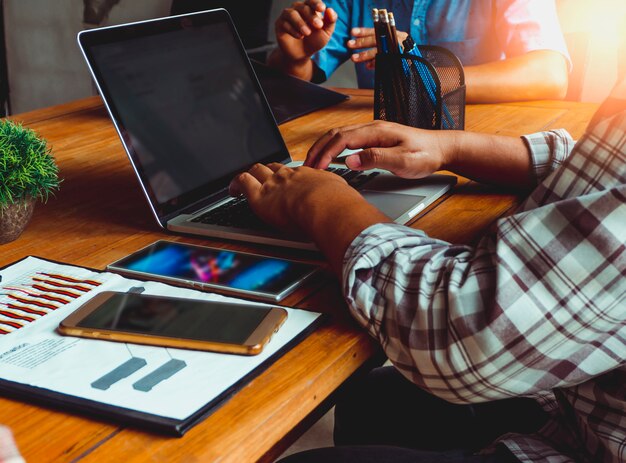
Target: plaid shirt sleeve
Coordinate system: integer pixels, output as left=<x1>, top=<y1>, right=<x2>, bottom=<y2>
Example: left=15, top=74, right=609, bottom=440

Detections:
left=343, top=106, right=626, bottom=461
left=342, top=112, right=626, bottom=407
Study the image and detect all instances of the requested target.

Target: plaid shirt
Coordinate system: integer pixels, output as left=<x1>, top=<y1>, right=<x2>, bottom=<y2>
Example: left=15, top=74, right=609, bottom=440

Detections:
left=343, top=93, right=626, bottom=460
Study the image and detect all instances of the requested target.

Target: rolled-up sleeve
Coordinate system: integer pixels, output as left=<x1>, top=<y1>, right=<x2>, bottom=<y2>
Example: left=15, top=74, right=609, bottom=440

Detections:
left=521, top=128, right=574, bottom=184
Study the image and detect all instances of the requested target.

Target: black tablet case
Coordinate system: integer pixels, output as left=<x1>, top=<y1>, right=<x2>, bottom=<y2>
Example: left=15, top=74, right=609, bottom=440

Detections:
left=252, top=60, right=350, bottom=124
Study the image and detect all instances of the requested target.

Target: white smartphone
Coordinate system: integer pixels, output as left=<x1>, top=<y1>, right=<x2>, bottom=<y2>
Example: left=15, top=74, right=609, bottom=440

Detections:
left=106, top=240, right=319, bottom=302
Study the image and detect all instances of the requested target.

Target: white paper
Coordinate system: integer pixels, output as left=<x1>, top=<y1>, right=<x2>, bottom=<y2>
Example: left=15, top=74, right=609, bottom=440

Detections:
left=0, top=257, right=321, bottom=421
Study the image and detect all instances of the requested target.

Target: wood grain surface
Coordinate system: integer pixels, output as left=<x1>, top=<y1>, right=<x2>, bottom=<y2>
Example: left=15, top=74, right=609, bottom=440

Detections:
left=0, top=90, right=598, bottom=462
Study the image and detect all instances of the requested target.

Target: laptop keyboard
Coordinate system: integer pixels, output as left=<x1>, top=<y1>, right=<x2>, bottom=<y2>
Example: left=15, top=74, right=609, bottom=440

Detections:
left=190, top=168, right=381, bottom=229
left=327, top=167, right=381, bottom=189
left=190, top=196, right=270, bottom=229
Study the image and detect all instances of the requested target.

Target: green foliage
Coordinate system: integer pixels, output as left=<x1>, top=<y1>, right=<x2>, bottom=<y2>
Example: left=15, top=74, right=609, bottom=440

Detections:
left=0, top=120, right=60, bottom=207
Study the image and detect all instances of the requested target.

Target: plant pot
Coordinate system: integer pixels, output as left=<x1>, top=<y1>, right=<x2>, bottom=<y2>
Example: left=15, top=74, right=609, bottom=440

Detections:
left=0, top=198, right=36, bottom=244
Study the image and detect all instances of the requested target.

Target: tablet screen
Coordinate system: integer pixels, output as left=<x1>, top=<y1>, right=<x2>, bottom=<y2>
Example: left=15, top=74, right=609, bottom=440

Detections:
left=110, top=241, right=317, bottom=296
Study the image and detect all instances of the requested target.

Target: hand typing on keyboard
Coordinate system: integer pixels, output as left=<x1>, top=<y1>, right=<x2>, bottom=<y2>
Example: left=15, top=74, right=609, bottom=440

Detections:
left=190, top=196, right=273, bottom=231
left=326, top=167, right=381, bottom=190
left=230, top=119, right=533, bottom=274
left=305, top=120, right=451, bottom=177
left=228, top=163, right=389, bottom=272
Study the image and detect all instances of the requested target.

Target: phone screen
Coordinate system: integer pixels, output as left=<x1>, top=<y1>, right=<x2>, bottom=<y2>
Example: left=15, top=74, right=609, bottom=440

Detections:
left=77, top=293, right=272, bottom=344
left=110, top=241, right=316, bottom=296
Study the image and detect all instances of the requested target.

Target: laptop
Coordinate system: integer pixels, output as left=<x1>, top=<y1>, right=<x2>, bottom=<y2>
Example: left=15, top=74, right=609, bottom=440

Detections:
left=77, top=9, right=456, bottom=250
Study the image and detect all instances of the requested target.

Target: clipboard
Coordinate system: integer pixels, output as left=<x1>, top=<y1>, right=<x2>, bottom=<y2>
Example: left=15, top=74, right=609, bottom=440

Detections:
left=0, top=256, right=325, bottom=436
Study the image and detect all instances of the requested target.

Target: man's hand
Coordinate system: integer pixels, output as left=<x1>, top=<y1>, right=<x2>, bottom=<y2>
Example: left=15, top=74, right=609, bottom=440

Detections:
left=229, top=163, right=389, bottom=274
left=305, top=120, right=534, bottom=189
left=229, top=163, right=359, bottom=232
left=348, top=27, right=407, bottom=70
left=275, top=1, right=337, bottom=63
left=305, top=120, right=458, bottom=177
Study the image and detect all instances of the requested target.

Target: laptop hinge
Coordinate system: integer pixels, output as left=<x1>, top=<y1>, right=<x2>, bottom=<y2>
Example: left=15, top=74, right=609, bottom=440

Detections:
left=162, top=187, right=230, bottom=223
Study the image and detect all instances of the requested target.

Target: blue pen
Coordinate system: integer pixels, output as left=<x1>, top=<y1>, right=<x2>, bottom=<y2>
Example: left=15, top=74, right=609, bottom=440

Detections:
left=379, top=9, right=390, bottom=53
left=403, top=37, right=454, bottom=128
left=388, top=13, right=417, bottom=123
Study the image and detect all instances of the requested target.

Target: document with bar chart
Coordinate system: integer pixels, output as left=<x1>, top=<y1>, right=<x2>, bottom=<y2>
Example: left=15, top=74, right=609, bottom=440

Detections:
left=0, top=256, right=323, bottom=435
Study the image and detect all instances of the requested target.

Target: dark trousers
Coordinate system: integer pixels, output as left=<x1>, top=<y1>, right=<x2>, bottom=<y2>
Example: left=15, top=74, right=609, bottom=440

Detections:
left=279, top=366, right=549, bottom=463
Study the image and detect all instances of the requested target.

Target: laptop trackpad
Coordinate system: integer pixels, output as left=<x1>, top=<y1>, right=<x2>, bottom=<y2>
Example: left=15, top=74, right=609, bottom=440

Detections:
left=362, top=174, right=444, bottom=193
left=361, top=191, right=426, bottom=218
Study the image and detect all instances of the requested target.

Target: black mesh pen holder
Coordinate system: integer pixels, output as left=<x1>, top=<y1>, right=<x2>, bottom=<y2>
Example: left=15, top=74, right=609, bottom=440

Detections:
left=374, top=45, right=465, bottom=130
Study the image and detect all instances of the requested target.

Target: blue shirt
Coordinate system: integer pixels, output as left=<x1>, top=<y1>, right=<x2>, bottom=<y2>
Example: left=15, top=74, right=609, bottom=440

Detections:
left=313, top=0, right=570, bottom=88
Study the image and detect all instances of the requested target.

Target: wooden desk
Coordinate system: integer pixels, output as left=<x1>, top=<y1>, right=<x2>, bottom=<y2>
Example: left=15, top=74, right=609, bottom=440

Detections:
left=0, top=90, right=598, bottom=462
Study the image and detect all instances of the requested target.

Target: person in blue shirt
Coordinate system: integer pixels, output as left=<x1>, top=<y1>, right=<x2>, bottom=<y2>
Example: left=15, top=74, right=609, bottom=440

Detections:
left=267, top=0, right=570, bottom=102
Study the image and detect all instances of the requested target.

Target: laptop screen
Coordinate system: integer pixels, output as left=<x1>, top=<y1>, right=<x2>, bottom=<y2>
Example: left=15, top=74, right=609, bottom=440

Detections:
left=79, top=10, right=289, bottom=221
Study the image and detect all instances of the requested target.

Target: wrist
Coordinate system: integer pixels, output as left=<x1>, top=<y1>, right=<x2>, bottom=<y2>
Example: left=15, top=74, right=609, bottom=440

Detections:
left=268, top=48, right=314, bottom=80
left=290, top=186, right=389, bottom=274
left=439, top=130, right=463, bottom=171
left=289, top=185, right=352, bottom=231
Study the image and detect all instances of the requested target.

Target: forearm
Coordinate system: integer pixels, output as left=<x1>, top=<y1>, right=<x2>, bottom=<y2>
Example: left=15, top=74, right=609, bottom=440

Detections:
left=293, top=191, right=390, bottom=275
left=267, top=48, right=315, bottom=81
left=464, top=50, right=568, bottom=103
left=442, top=129, right=574, bottom=191
left=443, top=131, right=533, bottom=189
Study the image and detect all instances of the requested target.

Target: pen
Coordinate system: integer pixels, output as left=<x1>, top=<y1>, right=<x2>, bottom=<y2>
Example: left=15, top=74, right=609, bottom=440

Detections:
left=373, top=6, right=389, bottom=117
left=388, top=12, right=400, bottom=54
left=389, top=13, right=410, bottom=77
left=378, top=9, right=390, bottom=53
left=381, top=9, right=408, bottom=121
left=372, top=8, right=383, bottom=54
left=403, top=36, right=454, bottom=128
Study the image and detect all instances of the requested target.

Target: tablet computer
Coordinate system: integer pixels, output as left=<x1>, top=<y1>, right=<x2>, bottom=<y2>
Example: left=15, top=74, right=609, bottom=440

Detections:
left=107, top=240, right=319, bottom=302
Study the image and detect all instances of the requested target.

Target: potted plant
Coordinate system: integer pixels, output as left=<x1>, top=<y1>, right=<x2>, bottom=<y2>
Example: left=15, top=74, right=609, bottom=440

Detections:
left=0, top=119, right=60, bottom=244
